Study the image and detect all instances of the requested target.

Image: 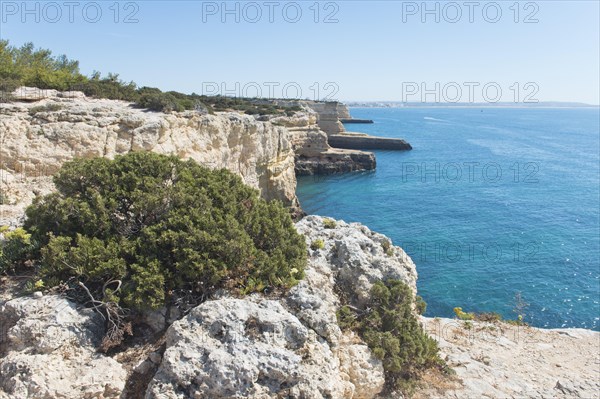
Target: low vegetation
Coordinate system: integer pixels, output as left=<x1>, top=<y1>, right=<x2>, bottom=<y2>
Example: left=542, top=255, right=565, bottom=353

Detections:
left=28, top=103, right=64, bottom=115
left=322, top=218, right=337, bottom=229
left=453, top=303, right=528, bottom=326
left=310, top=238, right=325, bottom=251
left=18, top=152, right=306, bottom=350
left=337, top=279, right=448, bottom=395
left=0, top=40, right=302, bottom=115
left=0, top=226, right=34, bottom=273
left=453, top=307, right=475, bottom=321
left=381, top=239, right=394, bottom=256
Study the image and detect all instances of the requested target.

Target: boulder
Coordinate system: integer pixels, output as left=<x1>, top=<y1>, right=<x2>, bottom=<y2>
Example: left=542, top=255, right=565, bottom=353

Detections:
left=0, top=295, right=127, bottom=398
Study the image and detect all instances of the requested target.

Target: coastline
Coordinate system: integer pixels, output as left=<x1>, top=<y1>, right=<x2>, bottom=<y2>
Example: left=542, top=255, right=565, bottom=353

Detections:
left=298, top=105, right=600, bottom=333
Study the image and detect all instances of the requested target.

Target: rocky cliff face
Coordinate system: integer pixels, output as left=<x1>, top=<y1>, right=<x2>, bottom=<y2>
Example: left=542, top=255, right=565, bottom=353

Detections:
left=301, top=101, right=349, bottom=135
left=0, top=216, right=417, bottom=398
left=1, top=216, right=597, bottom=398
left=0, top=92, right=378, bottom=226
left=270, top=111, right=376, bottom=176
left=0, top=93, right=298, bottom=225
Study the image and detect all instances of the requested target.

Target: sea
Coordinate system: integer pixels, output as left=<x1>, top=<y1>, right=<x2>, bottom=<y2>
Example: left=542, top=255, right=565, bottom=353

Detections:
left=296, top=107, right=600, bottom=331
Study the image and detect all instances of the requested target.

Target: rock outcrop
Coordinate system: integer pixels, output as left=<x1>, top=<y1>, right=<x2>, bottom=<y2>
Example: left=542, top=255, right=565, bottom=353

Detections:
left=302, top=101, right=348, bottom=135
left=328, top=133, right=412, bottom=151
left=0, top=91, right=382, bottom=226
left=271, top=112, right=376, bottom=176
left=0, top=295, right=127, bottom=398
left=145, top=215, right=413, bottom=398
left=0, top=93, right=298, bottom=225
left=419, top=317, right=600, bottom=399
left=298, top=101, right=412, bottom=152
left=0, top=216, right=598, bottom=399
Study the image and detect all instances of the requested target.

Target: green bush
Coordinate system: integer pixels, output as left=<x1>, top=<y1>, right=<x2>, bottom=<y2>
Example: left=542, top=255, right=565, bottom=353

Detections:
left=415, top=295, right=426, bottom=315
left=0, top=226, right=35, bottom=273
left=381, top=239, right=394, bottom=256
left=24, top=152, right=306, bottom=312
left=339, top=279, right=445, bottom=394
left=29, top=103, right=64, bottom=115
left=453, top=307, right=475, bottom=321
left=310, top=238, right=325, bottom=251
left=474, top=312, right=502, bottom=322
left=322, top=218, right=337, bottom=229
left=138, top=92, right=184, bottom=112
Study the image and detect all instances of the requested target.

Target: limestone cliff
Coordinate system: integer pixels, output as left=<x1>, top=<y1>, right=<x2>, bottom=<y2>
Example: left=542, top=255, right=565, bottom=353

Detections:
left=0, top=92, right=298, bottom=225
left=0, top=216, right=416, bottom=398
left=0, top=90, right=380, bottom=225
left=270, top=110, right=376, bottom=176
left=301, top=101, right=348, bottom=135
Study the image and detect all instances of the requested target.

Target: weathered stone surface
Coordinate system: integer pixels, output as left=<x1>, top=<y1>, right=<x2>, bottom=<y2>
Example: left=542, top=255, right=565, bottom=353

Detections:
left=338, top=333, right=386, bottom=399
left=10, top=87, right=59, bottom=101
left=0, top=295, right=127, bottom=399
left=145, top=297, right=355, bottom=399
left=419, top=317, right=600, bottom=398
left=329, top=134, right=412, bottom=151
left=295, top=215, right=418, bottom=307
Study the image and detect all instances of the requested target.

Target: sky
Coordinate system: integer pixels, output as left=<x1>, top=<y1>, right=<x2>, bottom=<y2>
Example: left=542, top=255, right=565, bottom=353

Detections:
left=1, top=0, right=599, bottom=104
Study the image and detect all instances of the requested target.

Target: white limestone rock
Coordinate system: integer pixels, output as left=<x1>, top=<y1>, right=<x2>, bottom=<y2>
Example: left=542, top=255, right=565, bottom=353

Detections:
left=295, top=215, right=418, bottom=307
left=145, top=297, right=354, bottom=399
left=0, top=295, right=127, bottom=399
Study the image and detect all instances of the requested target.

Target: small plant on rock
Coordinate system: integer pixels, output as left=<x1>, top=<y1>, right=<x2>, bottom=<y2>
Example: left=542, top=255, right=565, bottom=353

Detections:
left=310, top=239, right=325, bottom=251
left=28, top=103, right=64, bottom=115
left=322, top=218, right=336, bottom=229
left=338, top=279, right=447, bottom=395
left=381, top=239, right=395, bottom=256
left=0, top=226, right=35, bottom=273
left=453, top=307, right=474, bottom=321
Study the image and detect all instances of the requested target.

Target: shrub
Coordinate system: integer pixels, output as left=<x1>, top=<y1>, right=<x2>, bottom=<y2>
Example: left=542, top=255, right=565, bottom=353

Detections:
left=415, top=295, right=426, bottom=315
left=339, top=279, right=446, bottom=393
left=138, top=92, right=186, bottom=113
left=381, top=239, right=394, bottom=256
left=453, top=307, right=475, bottom=321
left=474, top=312, right=502, bottom=322
left=310, top=239, right=325, bottom=251
left=29, top=103, right=63, bottom=115
left=0, top=226, right=34, bottom=273
left=322, top=218, right=336, bottom=229
left=336, top=305, right=357, bottom=330
left=23, top=152, right=306, bottom=346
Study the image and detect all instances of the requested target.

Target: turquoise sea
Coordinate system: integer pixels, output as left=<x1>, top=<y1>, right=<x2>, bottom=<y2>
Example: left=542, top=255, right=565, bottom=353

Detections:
left=297, top=107, right=600, bottom=330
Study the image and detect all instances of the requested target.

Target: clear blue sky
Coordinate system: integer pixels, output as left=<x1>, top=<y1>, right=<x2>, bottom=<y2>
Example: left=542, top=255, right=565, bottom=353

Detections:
left=1, top=1, right=599, bottom=104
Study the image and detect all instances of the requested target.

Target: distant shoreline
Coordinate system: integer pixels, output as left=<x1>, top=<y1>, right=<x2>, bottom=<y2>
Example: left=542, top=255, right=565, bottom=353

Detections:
left=346, top=105, right=600, bottom=109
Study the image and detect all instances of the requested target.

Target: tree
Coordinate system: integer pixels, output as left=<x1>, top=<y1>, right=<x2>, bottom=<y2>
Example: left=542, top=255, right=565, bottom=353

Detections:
left=24, top=152, right=306, bottom=348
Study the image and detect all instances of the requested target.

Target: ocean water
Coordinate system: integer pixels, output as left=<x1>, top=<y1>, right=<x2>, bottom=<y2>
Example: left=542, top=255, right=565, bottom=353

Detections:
left=297, top=107, right=600, bottom=330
